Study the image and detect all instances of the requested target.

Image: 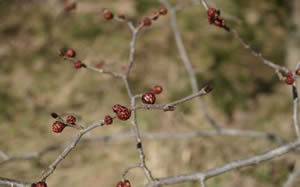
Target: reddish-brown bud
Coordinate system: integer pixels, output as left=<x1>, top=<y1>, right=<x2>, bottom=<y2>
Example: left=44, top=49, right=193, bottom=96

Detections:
left=296, top=69, right=300, bottom=76
left=154, top=85, right=163, bottom=94
left=214, top=19, right=221, bottom=26
left=142, top=92, right=156, bottom=104
left=123, top=180, right=131, bottom=187
left=66, top=115, right=76, bottom=124
left=73, top=60, right=83, bottom=69
left=52, top=121, right=65, bottom=133
left=32, top=181, right=47, bottom=187
left=221, top=19, right=226, bottom=27
left=287, top=72, right=293, bottom=77
left=104, top=11, right=114, bottom=20
left=159, top=7, right=168, bottom=15
left=65, top=48, right=76, bottom=58
left=285, top=77, right=295, bottom=85
left=207, top=8, right=216, bottom=17
left=143, top=17, right=152, bottom=26
left=112, top=105, right=131, bottom=120
left=208, top=17, right=214, bottom=24
left=104, top=115, right=113, bottom=125
left=116, top=181, right=124, bottom=187
left=64, top=2, right=77, bottom=11
left=112, top=104, right=122, bottom=113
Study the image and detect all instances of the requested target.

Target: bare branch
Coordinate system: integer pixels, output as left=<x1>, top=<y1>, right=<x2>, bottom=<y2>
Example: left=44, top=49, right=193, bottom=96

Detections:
left=199, top=0, right=209, bottom=10
left=229, top=29, right=289, bottom=78
left=0, top=128, right=288, bottom=167
left=86, top=65, right=124, bottom=78
left=150, top=140, right=300, bottom=186
left=292, top=85, right=300, bottom=139
left=0, top=177, right=28, bottom=187
left=200, top=177, right=206, bottom=187
left=121, top=163, right=141, bottom=181
left=160, top=0, right=220, bottom=130
left=130, top=98, right=154, bottom=182
left=283, top=168, right=300, bottom=187
left=62, top=57, right=124, bottom=78
left=135, top=85, right=213, bottom=111
left=125, top=23, right=143, bottom=78
left=39, top=120, right=104, bottom=181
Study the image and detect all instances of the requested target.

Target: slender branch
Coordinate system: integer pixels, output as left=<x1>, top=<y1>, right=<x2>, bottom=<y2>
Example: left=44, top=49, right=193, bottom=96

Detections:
left=0, top=151, right=8, bottom=160
left=86, top=65, right=124, bottom=78
left=229, top=29, right=289, bottom=78
left=292, top=85, right=300, bottom=139
left=0, top=177, right=28, bottom=187
left=125, top=23, right=142, bottom=78
left=121, top=20, right=155, bottom=183
left=200, top=177, right=206, bottom=187
left=200, top=0, right=209, bottom=10
left=123, top=76, right=133, bottom=98
left=63, top=57, right=124, bottom=78
left=0, top=128, right=288, bottom=167
left=135, top=85, right=213, bottom=111
left=196, top=1, right=289, bottom=79
left=160, top=0, right=220, bottom=130
left=121, top=163, right=142, bottom=181
left=283, top=168, right=300, bottom=187
left=130, top=98, right=154, bottom=182
left=39, top=120, right=103, bottom=181
left=149, top=140, right=300, bottom=186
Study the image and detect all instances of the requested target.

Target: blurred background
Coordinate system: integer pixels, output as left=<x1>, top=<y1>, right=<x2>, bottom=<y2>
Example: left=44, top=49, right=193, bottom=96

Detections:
left=0, top=0, right=300, bottom=186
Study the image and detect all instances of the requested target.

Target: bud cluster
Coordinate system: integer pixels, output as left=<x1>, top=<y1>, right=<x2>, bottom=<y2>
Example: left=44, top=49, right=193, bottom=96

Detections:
left=141, top=7, right=168, bottom=27
left=116, top=180, right=131, bottom=187
left=285, top=72, right=295, bottom=85
left=59, top=48, right=86, bottom=69
left=112, top=104, right=131, bottom=121
left=103, top=7, right=168, bottom=28
left=207, top=8, right=227, bottom=29
left=51, top=114, right=78, bottom=133
left=141, top=85, right=163, bottom=105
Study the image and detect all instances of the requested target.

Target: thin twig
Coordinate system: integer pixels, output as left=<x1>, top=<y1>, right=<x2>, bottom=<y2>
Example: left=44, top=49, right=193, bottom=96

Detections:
left=229, top=29, right=289, bottom=78
left=200, top=0, right=209, bottom=10
left=86, top=65, right=124, bottom=78
left=125, top=23, right=142, bottom=78
left=39, top=120, right=103, bottom=181
left=200, top=177, right=206, bottom=187
left=135, top=85, right=212, bottom=111
left=160, top=0, right=220, bottom=130
left=0, top=150, right=8, bottom=160
left=283, top=168, right=300, bottom=187
left=292, top=85, right=300, bottom=139
left=121, top=163, right=142, bottom=181
left=130, top=98, right=154, bottom=182
left=0, top=177, right=28, bottom=187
